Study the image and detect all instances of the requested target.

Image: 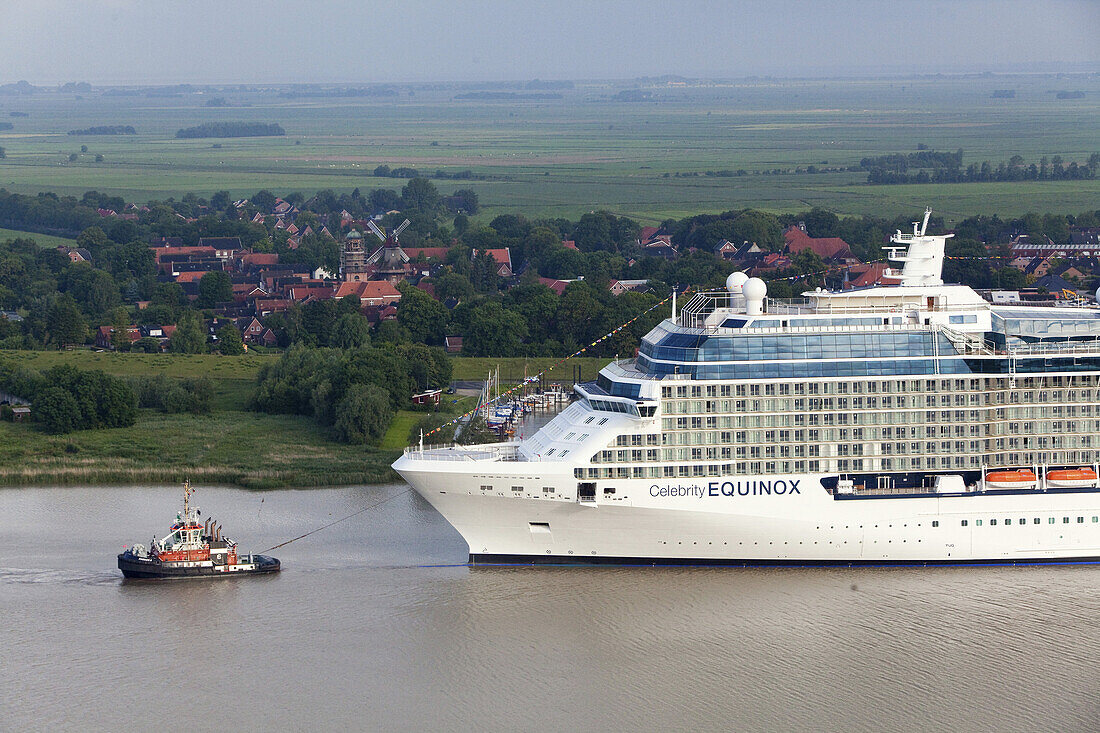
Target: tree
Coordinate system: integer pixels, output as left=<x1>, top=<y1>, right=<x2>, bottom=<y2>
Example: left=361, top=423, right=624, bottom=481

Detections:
left=0, top=146, right=5, bottom=159
left=252, top=189, right=277, bottom=212
left=332, top=312, right=371, bottom=349
left=463, top=301, right=528, bottom=356
left=196, top=271, right=233, bottom=308
left=400, top=177, right=441, bottom=214
left=109, top=308, right=133, bottom=351
left=334, top=384, right=394, bottom=444
left=169, top=312, right=206, bottom=353
left=449, top=188, right=479, bottom=214
left=46, top=297, right=87, bottom=348
left=217, top=324, right=245, bottom=355
left=210, top=190, right=231, bottom=211
left=34, top=387, right=80, bottom=434
left=434, top=271, right=474, bottom=303
left=396, top=286, right=447, bottom=344
left=368, top=188, right=401, bottom=212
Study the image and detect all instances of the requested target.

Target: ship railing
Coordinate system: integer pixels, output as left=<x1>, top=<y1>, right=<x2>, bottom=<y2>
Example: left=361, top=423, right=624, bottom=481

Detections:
left=403, top=442, right=526, bottom=462
left=1001, top=342, right=1100, bottom=357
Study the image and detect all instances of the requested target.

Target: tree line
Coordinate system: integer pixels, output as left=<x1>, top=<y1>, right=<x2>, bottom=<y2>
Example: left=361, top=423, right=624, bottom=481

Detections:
left=251, top=342, right=452, bottom=444
left=864, top=150, right=1099, bottom=184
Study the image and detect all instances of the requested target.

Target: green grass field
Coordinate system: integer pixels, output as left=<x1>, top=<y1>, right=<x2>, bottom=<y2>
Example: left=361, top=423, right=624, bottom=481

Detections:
left=0, top=350, right=602, bottom=487
left=0, top=410, right=399, bottom=489
left=1, top=75, right=1097, bottom=225
left=0, top=226, right=76, bottom=248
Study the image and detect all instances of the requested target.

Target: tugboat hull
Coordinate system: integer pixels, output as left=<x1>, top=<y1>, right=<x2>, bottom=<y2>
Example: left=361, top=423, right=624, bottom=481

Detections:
left=117, top=553, right=280, bottom=580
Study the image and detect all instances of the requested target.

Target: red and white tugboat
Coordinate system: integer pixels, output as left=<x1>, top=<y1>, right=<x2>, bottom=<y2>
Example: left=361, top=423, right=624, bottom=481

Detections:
left=118, top=480, right=280, bottom=579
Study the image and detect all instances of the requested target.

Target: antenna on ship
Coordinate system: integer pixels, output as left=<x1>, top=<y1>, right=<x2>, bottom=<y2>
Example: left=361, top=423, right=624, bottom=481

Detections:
left=920, top=206, right=932, bottom=237
left=183, top=478, right=192, bottom=522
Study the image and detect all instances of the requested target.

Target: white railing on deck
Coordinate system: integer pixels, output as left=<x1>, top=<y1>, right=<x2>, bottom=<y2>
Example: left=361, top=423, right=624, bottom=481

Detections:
left=403, top=442, right=527, bottom=462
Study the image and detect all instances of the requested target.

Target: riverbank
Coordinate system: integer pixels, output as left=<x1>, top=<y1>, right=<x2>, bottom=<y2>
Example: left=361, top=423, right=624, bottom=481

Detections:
left=0, top=409, right=400, bottom=489
left=0, top=350, right=599, bottom=489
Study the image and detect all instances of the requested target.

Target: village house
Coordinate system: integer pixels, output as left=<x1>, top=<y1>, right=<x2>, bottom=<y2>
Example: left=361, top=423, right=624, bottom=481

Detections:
left=783, top=223, right=854, bottom=262
left=471, top=248, right=513, bottom=277
left=57, top=245, right=92, bottom=264
left=95, top=324, right=142, bottom=350
left=608, top=279, right=649, bottom=296
left=444, top=336, right=463, bottom=354
left=334, top=280, right=402, bottom=307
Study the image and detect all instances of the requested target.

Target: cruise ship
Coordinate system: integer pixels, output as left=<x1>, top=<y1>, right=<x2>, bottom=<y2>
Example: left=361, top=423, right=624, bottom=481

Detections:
left=394, top=210, right=1100, bottom=565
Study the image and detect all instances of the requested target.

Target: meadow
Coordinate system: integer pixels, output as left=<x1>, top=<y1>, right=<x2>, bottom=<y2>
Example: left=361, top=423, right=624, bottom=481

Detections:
left=0, top=350, right=612, bottom=487
left=1, top=74, right=1098, bottom=226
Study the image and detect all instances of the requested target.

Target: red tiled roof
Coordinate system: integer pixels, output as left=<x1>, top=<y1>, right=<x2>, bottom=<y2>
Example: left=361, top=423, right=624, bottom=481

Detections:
left=538, top=277, right=570, bottom=296
left=783, top=226, right=851, bottom=260
left=473, top=248, right=512, bottom=267
left=403, top=247, right=450, bottom=261
left=562, top=240, right=578, bottom=250
left=334, top=280, right=402, bottom=303
left=151, top=246, right=216, bottom=264
left=175, top=271, right=209, bottom=284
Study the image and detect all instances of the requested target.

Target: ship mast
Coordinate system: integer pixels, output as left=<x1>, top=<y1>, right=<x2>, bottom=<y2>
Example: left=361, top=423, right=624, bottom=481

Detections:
left=183, top=479, right=192, bottom=523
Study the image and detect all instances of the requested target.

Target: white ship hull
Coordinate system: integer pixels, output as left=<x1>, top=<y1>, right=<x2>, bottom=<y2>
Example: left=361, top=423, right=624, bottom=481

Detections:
left=396, top=459, right=1100, bottom=565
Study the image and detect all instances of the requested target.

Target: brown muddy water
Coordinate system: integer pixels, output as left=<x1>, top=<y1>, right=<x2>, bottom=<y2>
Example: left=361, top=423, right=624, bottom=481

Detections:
left=1, top=484, right=1098, bottom=732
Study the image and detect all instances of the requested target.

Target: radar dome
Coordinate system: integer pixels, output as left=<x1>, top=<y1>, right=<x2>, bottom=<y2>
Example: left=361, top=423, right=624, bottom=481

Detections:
left=726, top=271, right=748, bottom=293
left=1095, top=286, right=1100, bottom=303
left=743, top=277, right=767, bottom=315
left=743, top=277, right=767, bottom=300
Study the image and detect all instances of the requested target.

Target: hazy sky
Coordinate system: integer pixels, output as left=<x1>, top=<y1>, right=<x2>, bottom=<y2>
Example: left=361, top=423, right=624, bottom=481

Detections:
left=2, top=0, right=1097, bottom=85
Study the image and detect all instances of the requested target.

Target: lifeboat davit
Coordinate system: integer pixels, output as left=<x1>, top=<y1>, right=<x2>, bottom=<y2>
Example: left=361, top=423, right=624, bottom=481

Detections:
left=985, top=470, right=1037, bottom=489
left=1045, top=468, right=1098, bottom=488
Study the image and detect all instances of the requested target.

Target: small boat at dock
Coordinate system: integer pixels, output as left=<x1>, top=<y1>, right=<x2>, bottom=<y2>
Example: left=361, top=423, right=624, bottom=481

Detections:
left=117, top=480, right=280, bottom=580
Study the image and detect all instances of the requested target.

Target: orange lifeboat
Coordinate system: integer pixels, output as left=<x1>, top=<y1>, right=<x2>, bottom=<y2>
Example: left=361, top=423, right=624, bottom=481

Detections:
left=1046, top=468, right=1098, bottom=488
left=985, top=469, right=1037, bottom=489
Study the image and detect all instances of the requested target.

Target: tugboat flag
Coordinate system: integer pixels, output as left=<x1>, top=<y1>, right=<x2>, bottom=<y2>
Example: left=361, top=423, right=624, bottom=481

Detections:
left=422, top=289, right=686, bottom=438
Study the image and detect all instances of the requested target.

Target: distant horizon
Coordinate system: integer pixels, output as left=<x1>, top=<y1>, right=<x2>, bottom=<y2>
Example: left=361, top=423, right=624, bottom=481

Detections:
left=1, top=0, right=1095, bottom=88
left=4, top=64, right=1099, bottom=89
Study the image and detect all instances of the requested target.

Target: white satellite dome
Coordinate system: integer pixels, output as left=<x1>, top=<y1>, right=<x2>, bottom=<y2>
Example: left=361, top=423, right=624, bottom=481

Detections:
left=743, top=277, right=767, bottom=315
left=726, top=271, right=748, bottom=293
left=743, top=277, right=767, bottom=300
left=1095, top=286, right=1100, bottom=303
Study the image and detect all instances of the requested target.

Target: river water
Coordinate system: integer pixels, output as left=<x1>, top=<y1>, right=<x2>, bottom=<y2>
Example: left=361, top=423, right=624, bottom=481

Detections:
left=2, top=483, right=1098, bottom=732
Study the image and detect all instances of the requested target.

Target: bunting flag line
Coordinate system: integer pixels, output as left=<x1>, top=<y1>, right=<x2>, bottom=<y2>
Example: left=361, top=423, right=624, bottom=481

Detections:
left=422, top=252, right=1027, bottom=438
left=422, top=288, right=689, bottom=439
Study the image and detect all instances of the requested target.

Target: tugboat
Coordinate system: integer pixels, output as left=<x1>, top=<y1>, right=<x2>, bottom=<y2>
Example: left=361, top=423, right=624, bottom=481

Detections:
left=118, top=480, right=280, bottom=579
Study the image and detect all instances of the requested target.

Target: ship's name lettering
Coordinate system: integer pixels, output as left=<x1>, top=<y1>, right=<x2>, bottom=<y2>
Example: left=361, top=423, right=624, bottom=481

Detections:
left=648, top=480, right=801, bottom=498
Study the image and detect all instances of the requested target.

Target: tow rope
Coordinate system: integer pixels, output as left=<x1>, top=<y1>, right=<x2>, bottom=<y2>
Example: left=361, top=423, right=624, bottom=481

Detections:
left=260, top=487, right=413, bottom=552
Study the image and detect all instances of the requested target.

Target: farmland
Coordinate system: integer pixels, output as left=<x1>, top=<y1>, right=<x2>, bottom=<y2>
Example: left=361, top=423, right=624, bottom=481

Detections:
left=0, top=74, right=1097, bottom=226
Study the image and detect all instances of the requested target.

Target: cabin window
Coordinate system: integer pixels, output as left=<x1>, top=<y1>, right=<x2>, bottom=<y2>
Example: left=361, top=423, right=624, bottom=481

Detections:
left=932, top=521, right=939, bottom=528
left=976, top=520, right=982, bottom=526
left=480, top=485, right=492, bottom=491
left=1064, top=517, right=1071, bottom=523
left=1049, top=518, right=1056, bottom=524
left=960, top=520, right=968, bottom=527
left=990, top=519, right=997, bottom=526
left=1034, top=518, right=1041, bottom=524
left=511, top=486, right=523, bottom=493
left=1078, top=517, right=1085, bottom=523
left=543, top=487, right=554, bottom=493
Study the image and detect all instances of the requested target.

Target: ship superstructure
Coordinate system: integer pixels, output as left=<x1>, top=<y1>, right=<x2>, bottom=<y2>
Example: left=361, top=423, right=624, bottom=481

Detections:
left=395, top=210, right=1100, bottom=565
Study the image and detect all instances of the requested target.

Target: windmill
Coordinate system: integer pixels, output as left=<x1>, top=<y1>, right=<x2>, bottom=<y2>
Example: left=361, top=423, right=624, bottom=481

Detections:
left=367, top=218, right=410, bottom=245
left=365, top=219, right=412, bottom=281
